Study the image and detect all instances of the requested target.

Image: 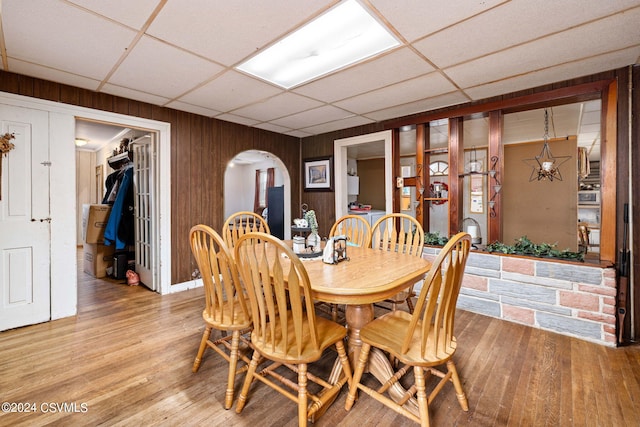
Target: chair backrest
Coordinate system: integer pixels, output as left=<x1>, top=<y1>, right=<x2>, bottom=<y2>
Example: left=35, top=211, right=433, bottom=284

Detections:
left=189, top=224, right=250, bottom=327
left=370, top=213, right=424, bottom=257
left=402, top=232, right=471, bottom=358
left=222, top=211, right=270, bottom=250
left=329, top=214, right=372, bottom=247
left=234, top=232, right=322, bottom=359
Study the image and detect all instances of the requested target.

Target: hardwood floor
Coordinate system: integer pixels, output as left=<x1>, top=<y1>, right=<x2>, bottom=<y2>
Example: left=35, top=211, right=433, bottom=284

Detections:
left=1, top=258, right=639, bottom=426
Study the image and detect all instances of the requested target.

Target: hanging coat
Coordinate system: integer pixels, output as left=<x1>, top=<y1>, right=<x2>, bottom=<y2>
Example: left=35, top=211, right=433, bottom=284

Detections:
left=104, top=166, right=134, bottom=250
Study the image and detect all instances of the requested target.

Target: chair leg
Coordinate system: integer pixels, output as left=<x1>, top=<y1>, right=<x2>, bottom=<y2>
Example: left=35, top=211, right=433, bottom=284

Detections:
left=447, top=360, right=469, bottom=411
left=192, top=326, right=212, bottom=373
left=345, top=343, right=371, bottom=411
left=414, top=366, right=430, bottom=427
left=224, top=330, right=241, bottom=410
left=331, top=304, right=338, bottom=322
left=335, top=340, right=353, bottom=388
left=236, top=350, right=260, bottom=414
left=405, top=296, right=414, bottom=314
left=298, top=363, right=308, bottom=427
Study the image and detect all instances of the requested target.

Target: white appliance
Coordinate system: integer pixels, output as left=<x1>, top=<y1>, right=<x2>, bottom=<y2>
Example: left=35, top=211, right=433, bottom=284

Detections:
left=347, top=175, right=359, bottom=195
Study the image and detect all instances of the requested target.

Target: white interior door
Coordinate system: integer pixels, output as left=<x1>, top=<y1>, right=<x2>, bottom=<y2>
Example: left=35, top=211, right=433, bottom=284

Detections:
left=131, top=134, right=156, bottom=291
left=0, top=104, right=50, bottom=331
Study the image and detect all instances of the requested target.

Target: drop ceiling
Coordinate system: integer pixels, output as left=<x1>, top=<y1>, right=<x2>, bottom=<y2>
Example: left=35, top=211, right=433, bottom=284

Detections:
left=3, top=0, right=639, bottom=151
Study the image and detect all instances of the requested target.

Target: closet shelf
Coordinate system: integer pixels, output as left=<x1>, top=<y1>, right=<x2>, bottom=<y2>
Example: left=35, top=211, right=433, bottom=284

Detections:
left=107, top=151, right=131, bottom=167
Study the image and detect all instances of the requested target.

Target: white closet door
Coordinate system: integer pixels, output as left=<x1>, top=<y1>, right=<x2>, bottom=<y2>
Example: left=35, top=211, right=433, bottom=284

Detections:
left=131, top=135, right=156, bottom=291
left=0, top=104, right=51, bottom=331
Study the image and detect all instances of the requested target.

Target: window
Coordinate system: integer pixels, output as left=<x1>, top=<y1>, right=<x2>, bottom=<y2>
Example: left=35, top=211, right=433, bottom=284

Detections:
left=258, top=170, right=267, bottom=207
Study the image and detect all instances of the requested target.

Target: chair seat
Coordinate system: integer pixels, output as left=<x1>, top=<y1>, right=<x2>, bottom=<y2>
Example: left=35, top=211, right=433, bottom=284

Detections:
left=202, top=297, right=252, bottom=331
left=251, top=312, right=347, bottom=364
left=360, top=310, right=457, bottom=366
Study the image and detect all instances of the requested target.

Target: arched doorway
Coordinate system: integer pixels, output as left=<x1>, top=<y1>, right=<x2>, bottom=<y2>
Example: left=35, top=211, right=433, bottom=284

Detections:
left=224, top=150, right=292, bottom=240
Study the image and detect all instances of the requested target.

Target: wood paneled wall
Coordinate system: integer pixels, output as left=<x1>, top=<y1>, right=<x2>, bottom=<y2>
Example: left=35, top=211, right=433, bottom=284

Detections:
left=0, top=71, right=300, bottom=284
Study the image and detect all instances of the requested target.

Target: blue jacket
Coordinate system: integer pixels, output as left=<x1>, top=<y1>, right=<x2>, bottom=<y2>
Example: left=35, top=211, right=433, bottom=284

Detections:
left=104, top=166, right=134, bottom=250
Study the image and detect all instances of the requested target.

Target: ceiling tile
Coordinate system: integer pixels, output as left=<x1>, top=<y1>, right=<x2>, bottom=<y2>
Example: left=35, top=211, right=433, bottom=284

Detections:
left=165, top=100, right=221, bottom=118
left=365, top=91, right=469, bottom=122
left=147, top=0, right=332, bottom=66
left=101, top=83, right=171, bottom=106
left=581, top=110, right=602, bottom=126
left=445, top=8, right=640, bottom=89
left=214, top=113, right=260, bottom=127
left=580, top=124, right=601, bottom=134
left=300, top=115, right=374, bottom=135
left=68, top=0, right=160, bottom=30
left=254, top=122, right=293, bottom=134
left=108, top=35, right=224, bottom=99
left=76, top=119, right=129, bottom=150
left=9, top=58, right=101, bottom=91
left=583, top=100, right=602, bottom=112
left=578, top=132, right=600, bottom=142
left=284, top=129, right=314, bottom=138
left=413, top=0, right=640, bottom=69
left=178, top=71, right=283, bottom=112
left=463, top=46, right=640, bottom=100
left=292, top=47, right=435, bottom=102
left=269, top=105, right=355, bottom=129
left=335, top=72, right=459, bottom=114
left=231, top=92, right=324, bottom=122
left=3, top=0, right=137, bottom=80
left=370, top=0, right=508, bottom=42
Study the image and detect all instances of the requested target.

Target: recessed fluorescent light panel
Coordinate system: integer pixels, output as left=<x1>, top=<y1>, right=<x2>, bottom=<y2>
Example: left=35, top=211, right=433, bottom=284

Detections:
left=236, top=0, right=400, bottom=89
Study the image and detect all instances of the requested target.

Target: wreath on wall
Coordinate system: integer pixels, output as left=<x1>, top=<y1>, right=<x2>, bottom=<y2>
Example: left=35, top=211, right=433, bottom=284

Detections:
left=0, top=132, right=15, bottom=157
left=0, top=132, right=16, bottom=201
left=429, top=181, right=449, bottom=205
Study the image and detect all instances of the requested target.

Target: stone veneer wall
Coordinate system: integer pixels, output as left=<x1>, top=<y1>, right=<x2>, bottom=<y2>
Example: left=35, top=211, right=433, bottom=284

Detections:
left=422, top=247, right=618, bottom=347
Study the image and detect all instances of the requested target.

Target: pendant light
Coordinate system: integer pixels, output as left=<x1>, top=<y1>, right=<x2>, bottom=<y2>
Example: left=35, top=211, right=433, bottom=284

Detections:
left=523, top=108, right=571, bottom=182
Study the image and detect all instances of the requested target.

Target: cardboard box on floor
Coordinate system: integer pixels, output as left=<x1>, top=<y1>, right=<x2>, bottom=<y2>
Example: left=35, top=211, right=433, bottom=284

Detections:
left=82, top=204, right=111, bottom=244
left=83, top=243, right=115, bottom=278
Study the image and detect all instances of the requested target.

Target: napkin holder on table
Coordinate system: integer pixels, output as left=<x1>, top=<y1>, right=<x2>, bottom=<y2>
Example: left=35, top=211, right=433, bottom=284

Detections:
left=323, top=236, right=348, bottom=264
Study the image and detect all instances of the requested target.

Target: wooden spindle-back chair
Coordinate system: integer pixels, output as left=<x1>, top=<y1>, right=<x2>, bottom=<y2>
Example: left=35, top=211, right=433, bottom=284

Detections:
left=233, top=232, right=352, bottom=426
left=370, top=213, right=425, bottom=312
left=189, top=224, right=253, bottom=409
left=329, top=214, right=372, bottom=247
left=222, top=211, right=270, bottom=251
left=345, top=232, right=472, bottom=427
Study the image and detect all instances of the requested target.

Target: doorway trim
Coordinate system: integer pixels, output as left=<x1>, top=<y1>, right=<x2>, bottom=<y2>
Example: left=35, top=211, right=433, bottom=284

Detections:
left=0, top=90, right=171, bottom=320
left=334, top=130, right=393, bottom=219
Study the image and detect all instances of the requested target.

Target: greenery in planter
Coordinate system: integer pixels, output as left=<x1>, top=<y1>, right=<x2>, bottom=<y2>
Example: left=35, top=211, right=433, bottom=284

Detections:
left=424, top=232, right=449, bottom=246
left=486, top=236, right=584, bottom=261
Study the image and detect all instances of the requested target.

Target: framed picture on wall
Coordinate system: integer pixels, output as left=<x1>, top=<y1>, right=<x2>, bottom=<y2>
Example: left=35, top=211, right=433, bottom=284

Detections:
left=304, top=156, right=333, bottom=191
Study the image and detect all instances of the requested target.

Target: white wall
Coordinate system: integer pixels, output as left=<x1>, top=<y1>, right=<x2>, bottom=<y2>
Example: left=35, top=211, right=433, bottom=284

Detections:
left=224, top=164, right=254, bottom=218
left=223, top=159, right=284, bottom=219
left=75, top=150, right=95, bottom=245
